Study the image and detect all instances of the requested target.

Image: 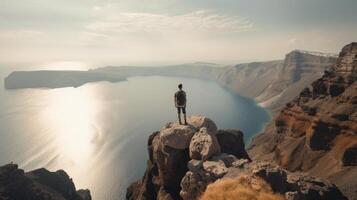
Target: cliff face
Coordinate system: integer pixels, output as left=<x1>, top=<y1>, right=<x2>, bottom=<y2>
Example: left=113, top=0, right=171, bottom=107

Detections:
left=248, top=43, right=357, bottom=199
left=97, top=62, right=224, bottom=82
left=217, top=50, right=337, bottom=111
left=0, top=163, right=91, bottom=200
left=127, top=116, right=347, bottom=200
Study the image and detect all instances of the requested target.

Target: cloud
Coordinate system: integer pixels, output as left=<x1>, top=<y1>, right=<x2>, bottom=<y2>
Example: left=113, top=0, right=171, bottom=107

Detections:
left=0, top=30, right=43, bottom=39
left=85, top=10, right=253, bottom=36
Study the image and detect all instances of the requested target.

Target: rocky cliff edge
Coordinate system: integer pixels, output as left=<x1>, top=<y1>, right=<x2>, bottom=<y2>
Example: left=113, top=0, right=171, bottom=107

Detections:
left=126, top=116, right=347, bottom=200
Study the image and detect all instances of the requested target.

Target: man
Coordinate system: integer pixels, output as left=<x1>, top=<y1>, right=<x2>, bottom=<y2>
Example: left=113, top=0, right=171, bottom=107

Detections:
left=174, top=83, right=187, bottom=125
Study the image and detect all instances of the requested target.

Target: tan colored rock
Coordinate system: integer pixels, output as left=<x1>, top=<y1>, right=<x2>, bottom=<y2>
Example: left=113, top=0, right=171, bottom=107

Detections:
left=180, top=171, right=209, bottom=200
left=159, top=122, right=197, bottom=149
left=211, top=153, right=237, bottom=167
left=187, top=116, right=218, bottom=133
left=180, top=160, right=229, bottom=200
left=231, top=158, right=250, bottom=168
left=159, top=116, right=218, bottom=150
left=189, top=127, right=221, bottom=161
left=202, top=160, right=228, bottom=178
left=335, top=42, right=357, bottom=80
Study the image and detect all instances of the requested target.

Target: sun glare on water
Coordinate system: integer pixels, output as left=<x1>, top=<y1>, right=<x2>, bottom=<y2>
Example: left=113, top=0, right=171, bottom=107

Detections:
left=44, top=86, right=100, bottom=176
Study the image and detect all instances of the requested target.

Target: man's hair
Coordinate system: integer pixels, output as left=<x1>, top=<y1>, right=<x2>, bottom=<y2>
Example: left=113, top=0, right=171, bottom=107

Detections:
left=178, top=84, right=183, bottom=89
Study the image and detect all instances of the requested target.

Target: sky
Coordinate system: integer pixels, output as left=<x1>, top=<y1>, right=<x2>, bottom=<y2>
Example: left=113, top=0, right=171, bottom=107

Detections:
left=0, top=0, right=356, bottom=66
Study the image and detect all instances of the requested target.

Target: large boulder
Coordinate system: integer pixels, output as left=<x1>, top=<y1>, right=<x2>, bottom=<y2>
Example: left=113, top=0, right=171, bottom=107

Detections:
left=187, top=116, right=218, bottom=133
left=159, top=116, right=217, bottom=150
left=202, top=160, right=228, bottom=178
left=159, top=122, right=197, bottom=149
left=189, top=127, right=221, bottom=161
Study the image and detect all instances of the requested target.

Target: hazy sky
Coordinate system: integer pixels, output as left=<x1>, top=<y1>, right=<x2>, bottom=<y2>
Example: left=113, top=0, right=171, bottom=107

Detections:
left=0, top=0, right=356, bottom=66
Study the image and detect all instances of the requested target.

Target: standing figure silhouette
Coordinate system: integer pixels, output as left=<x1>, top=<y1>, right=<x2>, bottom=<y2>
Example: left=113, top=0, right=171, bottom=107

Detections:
left=174, top=83, right=187, bottom=125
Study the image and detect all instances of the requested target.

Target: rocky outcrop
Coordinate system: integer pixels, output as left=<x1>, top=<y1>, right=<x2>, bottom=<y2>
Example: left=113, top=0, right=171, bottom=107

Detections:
left=223, top=161, right=347, bottom=200
left=127, top=115, right=346, bottom=200
left=249, top=42, right=357, bottom=199
left=335, top=43, right=357, bottom=80
left=181, top=156, right=347, bottom=200
left=126, top=116, right=250, bottom=200
left=0, top=163, right=91, bottom=200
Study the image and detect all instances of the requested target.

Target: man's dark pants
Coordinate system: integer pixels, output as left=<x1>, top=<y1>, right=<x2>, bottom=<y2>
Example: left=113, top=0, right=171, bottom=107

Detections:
left=177, top=107, right=186, bottom=114
left=177, top=106, right=187, bottom=124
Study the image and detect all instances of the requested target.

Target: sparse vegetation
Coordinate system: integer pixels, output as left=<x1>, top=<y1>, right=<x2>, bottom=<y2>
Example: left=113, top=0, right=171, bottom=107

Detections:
left=199, top=175, right=284, bottom=200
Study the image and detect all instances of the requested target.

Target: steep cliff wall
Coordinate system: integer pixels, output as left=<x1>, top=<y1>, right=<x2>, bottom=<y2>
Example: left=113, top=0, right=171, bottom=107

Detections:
left=217, top=51, right=337, bottom=111
left=248, top=42, right=357, bottom=199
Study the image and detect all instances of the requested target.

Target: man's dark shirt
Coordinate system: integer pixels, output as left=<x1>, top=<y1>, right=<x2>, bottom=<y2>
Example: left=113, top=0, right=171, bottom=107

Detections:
left=175, top=90, right=186, bottom=107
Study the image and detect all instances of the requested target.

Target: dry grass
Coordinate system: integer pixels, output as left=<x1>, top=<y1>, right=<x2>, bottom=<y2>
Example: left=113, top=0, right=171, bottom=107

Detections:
left=199, top=175, right=284, bottom=200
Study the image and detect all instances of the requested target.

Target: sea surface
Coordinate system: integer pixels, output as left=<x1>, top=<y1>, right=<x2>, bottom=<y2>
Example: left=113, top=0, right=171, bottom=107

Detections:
left=0, top=65, right=270, bottom=200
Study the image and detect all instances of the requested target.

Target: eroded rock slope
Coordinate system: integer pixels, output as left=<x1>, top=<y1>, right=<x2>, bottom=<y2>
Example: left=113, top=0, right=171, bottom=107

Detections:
left=249, top=42, right=357, bottom=199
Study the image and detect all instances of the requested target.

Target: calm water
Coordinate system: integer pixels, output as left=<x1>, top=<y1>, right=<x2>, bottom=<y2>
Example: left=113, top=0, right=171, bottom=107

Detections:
left=0, top=66, right=270, bottom=200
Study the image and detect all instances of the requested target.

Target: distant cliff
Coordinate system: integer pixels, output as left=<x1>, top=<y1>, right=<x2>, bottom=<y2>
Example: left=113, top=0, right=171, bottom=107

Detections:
left=4, top=70, right=126, bottom=89
left=94, top=62, right=224, bottom=81
left=126, top=115, right=347, bottom=200
left=248, top=43, right=357, bottom=199
left=0, top=163, right=91, bottom=200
